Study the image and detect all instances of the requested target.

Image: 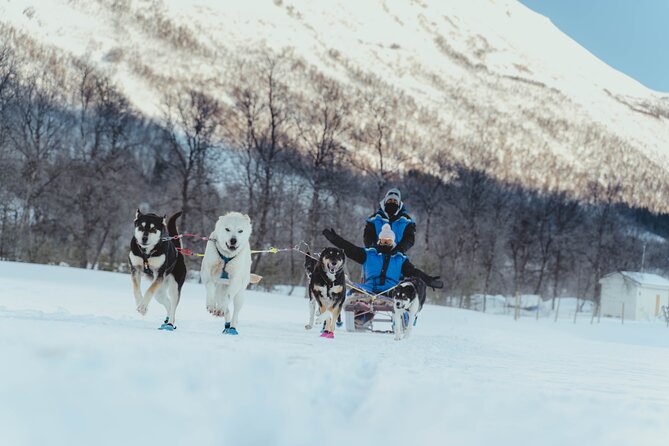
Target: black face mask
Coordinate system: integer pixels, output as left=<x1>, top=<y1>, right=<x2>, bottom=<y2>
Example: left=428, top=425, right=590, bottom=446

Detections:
left=377, top=244, right=393, bottom=254
left=384, top=202, right=399, bottom=216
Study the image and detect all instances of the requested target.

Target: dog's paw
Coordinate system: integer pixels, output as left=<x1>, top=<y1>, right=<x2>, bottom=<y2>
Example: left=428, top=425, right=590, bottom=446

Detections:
left=305, top=324, right=313, bottom=330
left=136, top=303, right=149, bottom=315
left=206, top=304, right=225, bottom=318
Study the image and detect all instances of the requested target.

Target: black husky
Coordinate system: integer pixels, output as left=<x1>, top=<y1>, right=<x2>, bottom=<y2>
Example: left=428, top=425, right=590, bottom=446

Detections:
left=128, top=210, right=186, bottom=330
left=304, top=248, right=346, bottom=338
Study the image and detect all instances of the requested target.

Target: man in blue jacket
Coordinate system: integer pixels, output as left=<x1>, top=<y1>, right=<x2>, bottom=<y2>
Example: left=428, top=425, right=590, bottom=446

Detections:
left=323, top=224, right=442, bottom=295
left=364, top=188, right=415, bottom=254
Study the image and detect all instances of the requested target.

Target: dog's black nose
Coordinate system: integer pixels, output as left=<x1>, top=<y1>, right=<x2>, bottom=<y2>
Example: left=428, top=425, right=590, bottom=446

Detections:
left=230, top=237, right=237, bottom=245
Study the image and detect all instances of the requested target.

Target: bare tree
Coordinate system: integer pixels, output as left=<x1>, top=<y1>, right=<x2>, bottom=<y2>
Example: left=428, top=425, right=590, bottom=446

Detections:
left=227, top=55, right=292, bottom=271
left=404, top=150, right=450, bottom=249
left=55, top=65, right=138, bottom=268
left=478, top=187, right=512, bottom=312
left=162, top=89, right=221, bottom=232
left=0, top=42, right=19, bottom=258
left=0, top=41, right=17, bottom=141
left=293, top=75, right=349, bottom=244
left=545, top=194, right=582, bottom=308
left=582, top=181, right=623, bottom=307
left=349, top=91, right=404, bottom=200
left=8, top=73, right=72, bottom=259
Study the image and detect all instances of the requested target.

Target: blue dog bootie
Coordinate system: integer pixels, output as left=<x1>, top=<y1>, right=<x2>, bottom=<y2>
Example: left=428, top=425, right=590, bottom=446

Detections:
left=159, top=317, right=176, bottom=331
left=402, top=311, right=410, bottom=328
left=222, top=322, right=238, bottom=335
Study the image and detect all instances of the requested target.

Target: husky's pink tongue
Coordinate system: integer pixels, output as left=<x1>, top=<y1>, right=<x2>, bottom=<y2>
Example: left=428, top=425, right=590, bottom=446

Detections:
left=320, top=332, right=334, bottom=339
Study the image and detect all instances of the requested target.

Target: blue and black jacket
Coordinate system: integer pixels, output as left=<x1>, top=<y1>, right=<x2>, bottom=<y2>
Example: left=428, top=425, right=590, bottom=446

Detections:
left=324, top=231, right=433, bottom=294
left=359, top=247, right=408, bottom=293
left=364, top=205, right=416, bottom=253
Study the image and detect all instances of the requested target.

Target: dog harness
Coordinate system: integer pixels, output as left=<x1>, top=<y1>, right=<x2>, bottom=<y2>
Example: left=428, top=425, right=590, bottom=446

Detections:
left=318, top=269, right=343, bottom=295
left=215, top=245, right=235, bottom=279
left=131, top=228, right=179, bottom=279
left=140, top=248, right=158, bottom=277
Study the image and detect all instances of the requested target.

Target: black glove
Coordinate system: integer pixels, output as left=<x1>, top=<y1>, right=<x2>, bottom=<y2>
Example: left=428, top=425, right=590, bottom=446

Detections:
left=428, top=276, right=443, bottom=290
left=322, top=228, right=338, bottom=243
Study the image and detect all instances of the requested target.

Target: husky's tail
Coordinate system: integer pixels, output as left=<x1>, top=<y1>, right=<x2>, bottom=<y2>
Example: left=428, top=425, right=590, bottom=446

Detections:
left=304, top=251, right=317, bottom=280
left=167, top=211, right=183, bottom=249
left=409, top=276, right=427, bottom=311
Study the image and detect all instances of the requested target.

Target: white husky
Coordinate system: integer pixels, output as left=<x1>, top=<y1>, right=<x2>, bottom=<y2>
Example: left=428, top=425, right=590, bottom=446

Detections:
left=201, top=212, right=253, bottom=335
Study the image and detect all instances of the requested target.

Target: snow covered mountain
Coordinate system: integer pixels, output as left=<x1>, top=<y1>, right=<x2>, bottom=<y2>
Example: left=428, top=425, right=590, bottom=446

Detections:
left=2, top=0, right=669, bottom=210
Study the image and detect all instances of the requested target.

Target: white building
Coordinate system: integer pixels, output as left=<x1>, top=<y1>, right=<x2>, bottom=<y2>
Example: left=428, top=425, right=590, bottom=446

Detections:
left=599, top=272, right=669, bottom=321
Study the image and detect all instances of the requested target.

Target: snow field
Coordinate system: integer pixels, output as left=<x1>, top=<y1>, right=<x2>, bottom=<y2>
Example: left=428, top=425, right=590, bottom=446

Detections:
left=1, top=261, right=668, bottom=446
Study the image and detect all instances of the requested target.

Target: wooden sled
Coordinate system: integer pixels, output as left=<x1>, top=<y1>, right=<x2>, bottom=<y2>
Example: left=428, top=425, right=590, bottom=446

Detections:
left=343, top=293, right=396, bottom=334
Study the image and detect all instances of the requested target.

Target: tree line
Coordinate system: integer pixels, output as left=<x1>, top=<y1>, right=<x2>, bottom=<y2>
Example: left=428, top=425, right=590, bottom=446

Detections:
left=1, top=43, right=668, bottom=309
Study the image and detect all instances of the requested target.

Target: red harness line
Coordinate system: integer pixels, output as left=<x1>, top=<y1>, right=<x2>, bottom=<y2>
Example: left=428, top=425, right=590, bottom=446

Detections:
left=164, top=233, right=214, bottom=242
left=161, top=233, right=214, bottom=257
left=168, top=233, right=299, bottom=258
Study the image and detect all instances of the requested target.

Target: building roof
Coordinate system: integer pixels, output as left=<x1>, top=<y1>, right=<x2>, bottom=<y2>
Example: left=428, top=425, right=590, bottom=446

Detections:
left=602, top=271, right=669, bottom=289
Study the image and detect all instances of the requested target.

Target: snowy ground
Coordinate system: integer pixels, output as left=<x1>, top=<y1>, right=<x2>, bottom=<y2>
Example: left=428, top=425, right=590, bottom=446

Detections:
left=1, top=261, right=668, bottom=446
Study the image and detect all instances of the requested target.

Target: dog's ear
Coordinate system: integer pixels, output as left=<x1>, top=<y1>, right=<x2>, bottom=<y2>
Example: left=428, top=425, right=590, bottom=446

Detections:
left=135, top=208, right=141, bottom=220
left=162, top=215, right=167, bottom=227
left=244, top=214, right=252, bottom=234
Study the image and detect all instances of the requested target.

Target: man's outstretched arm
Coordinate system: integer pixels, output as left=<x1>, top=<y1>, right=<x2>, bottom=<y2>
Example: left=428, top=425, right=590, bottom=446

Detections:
left=402, top=261, right=444, bottom=290
left=322, top=228, right=367, bottom=264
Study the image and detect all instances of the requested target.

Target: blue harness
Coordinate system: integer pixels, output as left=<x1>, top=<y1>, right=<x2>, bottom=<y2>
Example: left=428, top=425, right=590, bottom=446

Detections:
left=215, top=246, right=235, bottom=279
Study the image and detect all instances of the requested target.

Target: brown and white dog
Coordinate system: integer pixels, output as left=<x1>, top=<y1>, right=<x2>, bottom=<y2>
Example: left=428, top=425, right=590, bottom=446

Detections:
left=304, top=248, right=346, bottom=338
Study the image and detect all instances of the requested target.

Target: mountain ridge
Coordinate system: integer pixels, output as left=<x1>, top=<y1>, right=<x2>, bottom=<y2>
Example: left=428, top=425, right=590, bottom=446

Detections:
left=2, top=0, right=669, bottom=211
